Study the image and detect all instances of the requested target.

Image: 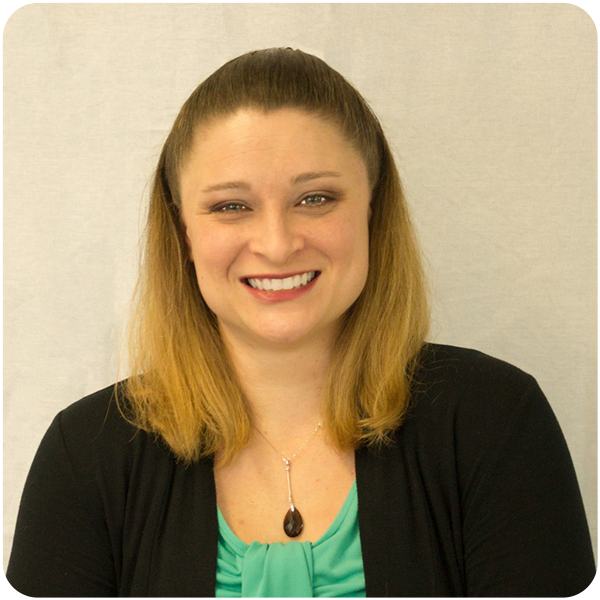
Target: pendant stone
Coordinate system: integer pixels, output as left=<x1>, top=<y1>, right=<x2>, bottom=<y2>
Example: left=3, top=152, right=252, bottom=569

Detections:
left=283, top=505, right=304, bottom=537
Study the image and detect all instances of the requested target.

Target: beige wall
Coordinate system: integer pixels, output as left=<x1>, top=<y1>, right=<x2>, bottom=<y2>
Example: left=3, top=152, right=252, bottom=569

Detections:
left=4, top=3, right=597, bottom=569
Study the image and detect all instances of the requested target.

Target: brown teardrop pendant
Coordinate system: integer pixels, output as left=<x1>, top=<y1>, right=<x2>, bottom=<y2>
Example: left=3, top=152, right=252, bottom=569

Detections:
left=283, top=505, right=304, bottom=538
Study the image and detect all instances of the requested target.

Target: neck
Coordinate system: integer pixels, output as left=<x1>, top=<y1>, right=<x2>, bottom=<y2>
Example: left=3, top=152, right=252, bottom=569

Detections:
left=220, top=325, right=336, bottom=435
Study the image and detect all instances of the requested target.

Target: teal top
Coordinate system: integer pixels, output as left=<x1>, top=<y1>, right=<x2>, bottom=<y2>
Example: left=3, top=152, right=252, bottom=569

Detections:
left=215, top=480, right=366, bottom=597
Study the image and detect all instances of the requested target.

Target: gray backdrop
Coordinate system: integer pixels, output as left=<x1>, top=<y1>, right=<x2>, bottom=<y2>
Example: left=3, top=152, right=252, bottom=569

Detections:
left=3, top=3, right=597, bottom=571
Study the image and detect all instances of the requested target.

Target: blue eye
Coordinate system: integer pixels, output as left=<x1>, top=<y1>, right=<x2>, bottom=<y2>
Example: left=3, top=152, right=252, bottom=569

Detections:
left=210, top=194, right=335, bottom=214
left=210, top=202, right=243, bottom=213
left=303, top=194, right=334, bottom=206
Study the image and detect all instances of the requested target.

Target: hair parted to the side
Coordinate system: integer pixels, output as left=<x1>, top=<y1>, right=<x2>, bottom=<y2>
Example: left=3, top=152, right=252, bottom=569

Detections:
left=122, top=48, right=429, bottom=466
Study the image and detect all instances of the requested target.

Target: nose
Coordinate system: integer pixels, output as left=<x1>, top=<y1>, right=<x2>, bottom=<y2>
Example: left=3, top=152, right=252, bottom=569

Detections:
left=246, top=213, right=310, bottom=266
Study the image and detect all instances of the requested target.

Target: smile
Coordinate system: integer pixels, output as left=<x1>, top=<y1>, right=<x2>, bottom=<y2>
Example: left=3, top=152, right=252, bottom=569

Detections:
left=244, top=271, right=320, bottom=291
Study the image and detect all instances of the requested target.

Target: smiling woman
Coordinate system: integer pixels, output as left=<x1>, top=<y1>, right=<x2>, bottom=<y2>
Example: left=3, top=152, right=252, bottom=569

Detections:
left=180, top=108, right=371, bottom=350
left=118, top=49, right=426, bottom=479
left=6, top=48, right=595, bottom=597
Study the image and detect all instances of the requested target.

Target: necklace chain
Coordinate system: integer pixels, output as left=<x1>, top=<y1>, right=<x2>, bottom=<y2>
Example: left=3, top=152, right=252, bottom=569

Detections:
left=254, top=421, right=322, bottom=463
left=253, top=420, right=321, bottom=538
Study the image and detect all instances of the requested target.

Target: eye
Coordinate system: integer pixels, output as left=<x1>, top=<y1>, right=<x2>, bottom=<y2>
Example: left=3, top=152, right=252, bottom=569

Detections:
left=210, top=194, right=335, bottom=214
left=210, top=202, right=244, bottom=213
left=302, top=194, right=335, bottom=206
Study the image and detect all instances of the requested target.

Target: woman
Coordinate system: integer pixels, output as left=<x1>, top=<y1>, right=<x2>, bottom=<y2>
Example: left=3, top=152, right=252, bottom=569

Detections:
left=6, top=48, right=595, bottom=597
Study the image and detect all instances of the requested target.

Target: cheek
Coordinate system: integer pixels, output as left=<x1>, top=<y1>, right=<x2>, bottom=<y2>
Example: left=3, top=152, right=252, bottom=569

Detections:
left=320, top=215, right=370, bottom=276
left=324, top=219, right=368, bottom=262
left=187, top=227, right=242, bottom=281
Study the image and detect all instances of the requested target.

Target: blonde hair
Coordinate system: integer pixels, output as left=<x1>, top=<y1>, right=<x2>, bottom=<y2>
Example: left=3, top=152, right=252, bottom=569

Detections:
left=122, top=48, right=429, bottom=465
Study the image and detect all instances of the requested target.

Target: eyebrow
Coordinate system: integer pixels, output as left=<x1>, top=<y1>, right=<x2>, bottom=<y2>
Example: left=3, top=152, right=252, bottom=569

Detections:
left=200, top=171, right=343, bottom=194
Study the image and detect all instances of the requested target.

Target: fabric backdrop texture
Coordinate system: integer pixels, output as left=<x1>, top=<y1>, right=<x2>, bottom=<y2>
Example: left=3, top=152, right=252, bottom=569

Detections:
left=3, top=3, right=597, bottom=573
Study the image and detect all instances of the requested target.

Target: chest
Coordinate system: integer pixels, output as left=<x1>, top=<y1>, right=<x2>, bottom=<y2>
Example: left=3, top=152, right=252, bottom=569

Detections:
left=214, top=443, right=356, bottom=544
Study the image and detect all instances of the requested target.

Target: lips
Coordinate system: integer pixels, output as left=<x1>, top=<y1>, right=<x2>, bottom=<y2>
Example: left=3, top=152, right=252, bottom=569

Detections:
left=240, top=271, right=321, bottom=291
left=240, top=269, right=321, bottom=281
left=244, top=272, right=320, bottom=303
left=243, top=271, right=320, bottom=291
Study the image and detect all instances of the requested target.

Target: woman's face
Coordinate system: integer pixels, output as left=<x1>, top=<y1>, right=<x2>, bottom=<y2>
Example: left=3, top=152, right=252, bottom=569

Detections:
left=179, top=107, right=371, bottom=349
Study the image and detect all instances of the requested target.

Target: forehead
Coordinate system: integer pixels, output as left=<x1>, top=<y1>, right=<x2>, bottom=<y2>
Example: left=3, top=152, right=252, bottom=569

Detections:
left=181, top=108, right=367, bottom=186
left=195, top=107, right=348, bottom=148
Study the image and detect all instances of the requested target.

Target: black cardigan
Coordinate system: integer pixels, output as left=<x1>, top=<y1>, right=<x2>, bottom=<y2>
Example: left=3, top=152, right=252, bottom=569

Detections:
left=6, top=344, right=596, bottom=596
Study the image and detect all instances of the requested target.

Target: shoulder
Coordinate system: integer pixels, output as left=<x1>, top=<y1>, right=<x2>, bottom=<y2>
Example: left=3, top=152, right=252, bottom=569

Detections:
left=401, top=343, right=555, bottom=460
left=415, top=342, right=534, bottom=392
left=42, top=381, right=171, bottom=478
left=56, top=381, right=138, bottom=445
left=411, top=342, right=541, bottom=417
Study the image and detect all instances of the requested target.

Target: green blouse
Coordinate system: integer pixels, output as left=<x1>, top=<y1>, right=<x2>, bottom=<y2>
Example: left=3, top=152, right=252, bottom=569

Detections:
left=215, top=480, right=366, bottom=597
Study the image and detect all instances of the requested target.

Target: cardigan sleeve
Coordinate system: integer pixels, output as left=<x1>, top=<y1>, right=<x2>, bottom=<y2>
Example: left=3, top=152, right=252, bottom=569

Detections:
left=461, top=376, right=596, bottom=596
left=6, top=411, right=117, bottom=597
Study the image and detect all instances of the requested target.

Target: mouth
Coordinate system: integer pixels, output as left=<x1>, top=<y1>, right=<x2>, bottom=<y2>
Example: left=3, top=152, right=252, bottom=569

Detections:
left=240, top=270, right=321, bottom=291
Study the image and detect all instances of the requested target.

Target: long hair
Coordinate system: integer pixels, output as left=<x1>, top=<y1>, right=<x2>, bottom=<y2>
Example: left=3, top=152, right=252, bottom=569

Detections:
left=122, top=48, right=429, bottom=465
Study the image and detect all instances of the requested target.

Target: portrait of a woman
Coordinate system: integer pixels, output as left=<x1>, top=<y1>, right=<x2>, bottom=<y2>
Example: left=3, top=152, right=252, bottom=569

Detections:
left=5, top=44, right=595, bottom=597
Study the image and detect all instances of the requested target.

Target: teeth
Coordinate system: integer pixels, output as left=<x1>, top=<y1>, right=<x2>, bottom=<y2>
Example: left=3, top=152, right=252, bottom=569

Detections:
left=247, top=271, right=317, bottom=291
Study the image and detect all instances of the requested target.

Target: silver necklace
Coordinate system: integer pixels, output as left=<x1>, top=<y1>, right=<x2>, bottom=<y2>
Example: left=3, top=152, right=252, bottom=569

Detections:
left=254, top=421, right=322, bottom=538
